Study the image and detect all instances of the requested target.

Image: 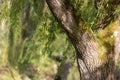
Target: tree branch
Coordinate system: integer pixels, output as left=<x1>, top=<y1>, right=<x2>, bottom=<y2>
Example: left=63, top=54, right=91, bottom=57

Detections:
left=45, top=0, right=80, bottom=37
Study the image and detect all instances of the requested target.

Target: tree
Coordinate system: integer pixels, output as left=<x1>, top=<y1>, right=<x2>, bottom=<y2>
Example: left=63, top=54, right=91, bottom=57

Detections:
left=3, top=0, right=120, bottom=79
left=46, top=0, right=120, bottom=80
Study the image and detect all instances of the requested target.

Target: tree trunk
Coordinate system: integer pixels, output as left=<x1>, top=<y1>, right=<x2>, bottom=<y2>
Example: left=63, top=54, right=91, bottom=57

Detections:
left=46, top=0, right=120, bottom=80
left=55, top=61, right=71, bottom=80
left=72, top=16, right=120, bottom=80
left=75, top=33, right=115, bottom=80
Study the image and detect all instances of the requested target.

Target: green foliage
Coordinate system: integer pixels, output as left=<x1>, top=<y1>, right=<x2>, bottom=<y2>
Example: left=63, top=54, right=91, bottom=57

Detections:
left=114, top=5, right=120, bottom=14
left=8, top=0, right=75, bottom=79
left=70, top=0, right=97, bottom=28
left=0, top=0, right=71, bottom=79
left=7, top=0, right=119, bottom=67
left=0, top=0, right=10, bottom=65
left=70, top=0, right=119, bottom=30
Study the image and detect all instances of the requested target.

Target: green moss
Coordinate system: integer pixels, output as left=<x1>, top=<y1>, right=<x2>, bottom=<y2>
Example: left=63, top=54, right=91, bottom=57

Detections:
left=96, top=21, right=118, bottom=61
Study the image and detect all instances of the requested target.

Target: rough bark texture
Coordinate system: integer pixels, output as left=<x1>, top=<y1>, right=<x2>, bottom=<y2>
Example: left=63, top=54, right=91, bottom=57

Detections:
left=114, top=15, right=120, bottom=80
left=46, top=0, right=120, bottom=80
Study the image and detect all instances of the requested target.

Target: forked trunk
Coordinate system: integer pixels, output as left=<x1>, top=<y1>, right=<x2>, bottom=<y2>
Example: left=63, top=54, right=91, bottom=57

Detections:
left=45, top=0, right=120, bottom=79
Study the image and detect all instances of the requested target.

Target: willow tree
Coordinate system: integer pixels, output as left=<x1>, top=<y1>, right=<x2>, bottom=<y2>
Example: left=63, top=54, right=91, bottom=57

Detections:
left=46, top=0, right=120, bottom=80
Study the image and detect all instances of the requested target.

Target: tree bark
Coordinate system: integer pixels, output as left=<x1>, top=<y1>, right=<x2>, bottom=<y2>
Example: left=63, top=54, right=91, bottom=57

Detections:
left=55, top=61, right=71, bottom=80
left=46, top=0, right=120, bottom=80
